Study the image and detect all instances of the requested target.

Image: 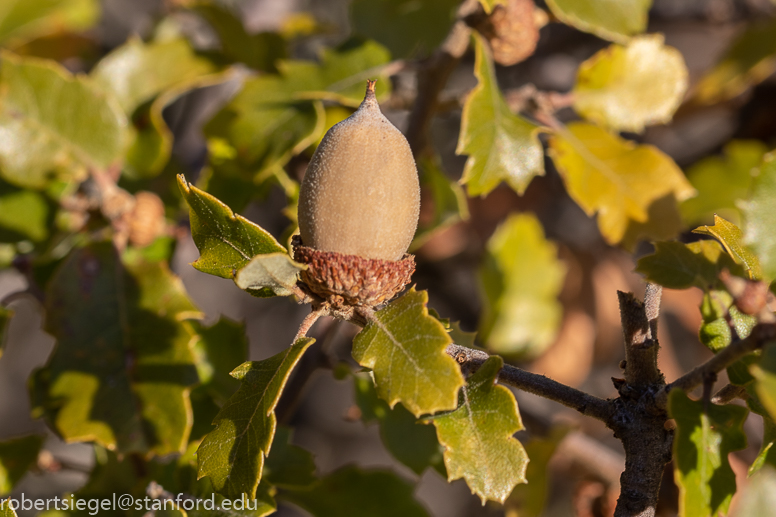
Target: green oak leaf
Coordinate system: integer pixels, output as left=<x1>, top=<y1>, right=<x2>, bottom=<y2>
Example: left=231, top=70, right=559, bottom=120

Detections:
left=694, top=18, right=776, bottom=104
left=669, top=390, right=748, bottom=517
left=350, top=0, right=459, bottom=59
left=0, top=499, right=17, bottom=517
left=197, top=337, right=314, bottom=499
left=0, top=51, right=126, bottom=189
left=733, top=467, right=776, bottom=516
left=430, top=356, right=528, bottom=504
left=191, top=317, right=248, bottom=404
left=32, top=242, right=201, bottom=455
left=545, top=0, right=651, bottom=43
left=682, top=140, right=767, bottom=225
left=479, top=213, right=565, bottom=357
left=0, top=179, right=50, bottom=243
left=351, top=288, right=464, bottom=417
left=573, top=34, right=688, bottom=133
left=0, top=306, right=12, bottom=358
left=636, top=240, right=744, bottom=291
left=0, top=0, right=98, bottom=45
left=353, top=373, right=445, bottom=476
left=548, top=122, right=695, bottom=246
left=752, top=345, right=776, bottom=424
left=741, top=152, right=776, bottom=280
left=234, top=253, right=305, bottom=297
left=0, top=435, right=44, bottom=494
left=749, top=417, right=776, bottom=475
left=457, top=35, right=544, bottom=197
left=262, top=426, right=316, bottom=489
left=281, top=466, right=429, bottom=517
left=177, top=175, right=287, bottom=281
left=699, top=289, right=755, bottom=353
left=693, top=214, right=762, bottom=280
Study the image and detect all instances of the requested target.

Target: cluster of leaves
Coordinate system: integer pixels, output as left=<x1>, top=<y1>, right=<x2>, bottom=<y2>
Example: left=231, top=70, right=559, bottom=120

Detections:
left=1, top=0, right=776, bottom=516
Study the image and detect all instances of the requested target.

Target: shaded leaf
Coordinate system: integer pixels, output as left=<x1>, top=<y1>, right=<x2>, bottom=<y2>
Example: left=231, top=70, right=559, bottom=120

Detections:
left=749, top=417, right=776, bottom=475
left=430, top=356, right=528, bottom=504
left=636, top=240, right=744, bottom=291
left=262, top=426, right=316, bottom=489
left=548, top=122, right=695, bottom=246
left=752, top=344, right=776, bottom=424
left=457, top=35, right=543, bottom=197
left=0, top=435, right=44, bottom=494
left=479, top=213, right=565, bottom=357
left=350, top=0, right=459, bottom=58
left=91, top=38, right=215, bottom=114
left=694, top=18, right=776, bottom=104
left=733, top=467, right=776, bottom=516
left=177, top=175, right=287, bottom=280
left=191, top=317, right=248, bottom=404
left=0, top=0, right=98, bottom=45
left=573, top=34, right=688, bottom=133
left=0, top=51, right=126, bottom=189
left=545, top=0, right=650, bottom=42
left=197, top=337, right=315, bottom=498
left=351, top=288, right=464, bottom=417
left=741, top=153, right=776, bottom=280
left=191, top=2, right=286, bottom=72
left=693, top=215, right=762, bottom=280
left=681, top=140, right=767, bottom=225
left=0, top=306, right=11, bottom=357
left=33, top=242, right=201, bottom=455
left=353, top=373, right=445, bottom=476
left=0, top=180, right=50, bottom=243
left=234, top=253, right=305, bottom=297
left=282, top=466, right=429, bottom=517
left=448, top=321, right=478, bottom=350
left=669, top=389, right=748, bottom=517
left=699, top=289, right=755, bottom=353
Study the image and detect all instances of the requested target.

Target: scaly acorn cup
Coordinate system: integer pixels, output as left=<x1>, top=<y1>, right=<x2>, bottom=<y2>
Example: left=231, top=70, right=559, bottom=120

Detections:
left=295, top=80, right=420, bottom=309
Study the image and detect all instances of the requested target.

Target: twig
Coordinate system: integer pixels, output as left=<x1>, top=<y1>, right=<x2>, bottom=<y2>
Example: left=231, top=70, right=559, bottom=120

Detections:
left=294, top=306, right=327, bottom=342
left=445, top=343, right=613, bottom=422
left=711, top=383, right=747, bottom=405
left=619, top=285, right=664, bottom=389
left=655, top=322, right=776, bottom=409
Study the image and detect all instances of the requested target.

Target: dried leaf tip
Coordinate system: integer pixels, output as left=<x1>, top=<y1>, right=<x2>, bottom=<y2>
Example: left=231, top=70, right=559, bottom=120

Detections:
left=366, top=79, right=377, bottom=94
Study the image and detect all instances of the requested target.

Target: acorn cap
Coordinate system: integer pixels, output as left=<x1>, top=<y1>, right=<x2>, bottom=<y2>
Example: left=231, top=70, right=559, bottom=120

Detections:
left=292, top=235, right=415, bottom=308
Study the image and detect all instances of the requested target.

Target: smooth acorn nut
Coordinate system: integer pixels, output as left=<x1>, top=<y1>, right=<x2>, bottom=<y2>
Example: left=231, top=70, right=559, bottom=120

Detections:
left=294, top=80, right=420, bottom=308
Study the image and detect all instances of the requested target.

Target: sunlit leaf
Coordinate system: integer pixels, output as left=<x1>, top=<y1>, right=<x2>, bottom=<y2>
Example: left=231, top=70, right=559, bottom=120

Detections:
left=353, top=373, right=445, bottom=476
left=693, top=215, right=762, bottom=280
left=752, top=345, right=776, bottom=424
left=262, top=426, right=316, bottom=489
left=457, top=35, right=543, bottom=197
left=1, top=499, right=17, bottom=517
left=636, top=240, right=744, bottom=291
left=0, top=0, right=98, bottom=45
left=197, top=337, right=314, bottom=498
left=694, top=18, right=776, bottom=104
left=32, top=242, right=201, bottom=455
left=699, top=289, right=755, bottom=353
left=352, top=288, right=464, bottom=417
left=430, top=356, right=528, bottom=504
left=191, top=317, right=247, bottom=404
left=545, top=0, right=651, bottom=42
left=669, top=389, right=748, bottom=517
left=234, top=253, right=305, bottom=297
left=733, top=467, right=776, bottom=516
left=682, top=140, right=767, bottom=225
left=0, top=435, right=44, bottom=494
left=479, top=213, right=565, bottom=357
left=350, top=0, right=459, bottom=58
left=0, top=51, right=126, bottom=189
left=741, top=153, right=776, bottom=280
left=749, top=416, right=776, bottom=475
left=282, top=466, right=429, bottom=517
left=548, top=122, right=695, bottom=246
left=191, top=2, right=286, bottom=72
left=0, top=180, right=49, bottom=243
left=177, top=175, right=287, bottom=281
left=573, top=35, right=688, bottom=133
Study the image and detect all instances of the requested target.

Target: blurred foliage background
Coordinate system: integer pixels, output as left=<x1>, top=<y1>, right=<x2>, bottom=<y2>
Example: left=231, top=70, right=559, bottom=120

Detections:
left=2, top=0, right=776, bottom=516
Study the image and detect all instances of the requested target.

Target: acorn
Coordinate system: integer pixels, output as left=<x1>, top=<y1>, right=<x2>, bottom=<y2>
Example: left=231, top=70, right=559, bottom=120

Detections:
left=294, top=80, right=420, bottom=309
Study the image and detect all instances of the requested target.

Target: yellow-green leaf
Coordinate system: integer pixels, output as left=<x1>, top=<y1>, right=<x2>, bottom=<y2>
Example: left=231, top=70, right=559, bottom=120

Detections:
left=752, top=345, right=776, bottom=424
left=548, top=122, right=695, bottom=246
left=177, top=175, right=287, bottom=281
left=0, top=180, right=49, bottom=243
left=573, top=34, right=688, bottom=133
left=1, top=498, right=17, bottom=517
left=0, top=0, right=98, bottom=45
left=545, top=0, right=651, bottom=43
left=741, top=153, right=776, bottom=280
left=693, top=214, right=762, bottom=280
left=636, top=240, right=744, bottom=291
left=0, top=51, right=126, bottom=189
left=457, top=35, right=544, bottom=197
left=352, top=288, right=464, bottom=417
left=479, top=213, right=565, bottom=357
left=430, top=356, right=528, bottom=504
left=669, top=390, right=748, bottom=517
left=682, top=140, right=767, bottom=225
left=197, top=337, right=315, bottom=498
